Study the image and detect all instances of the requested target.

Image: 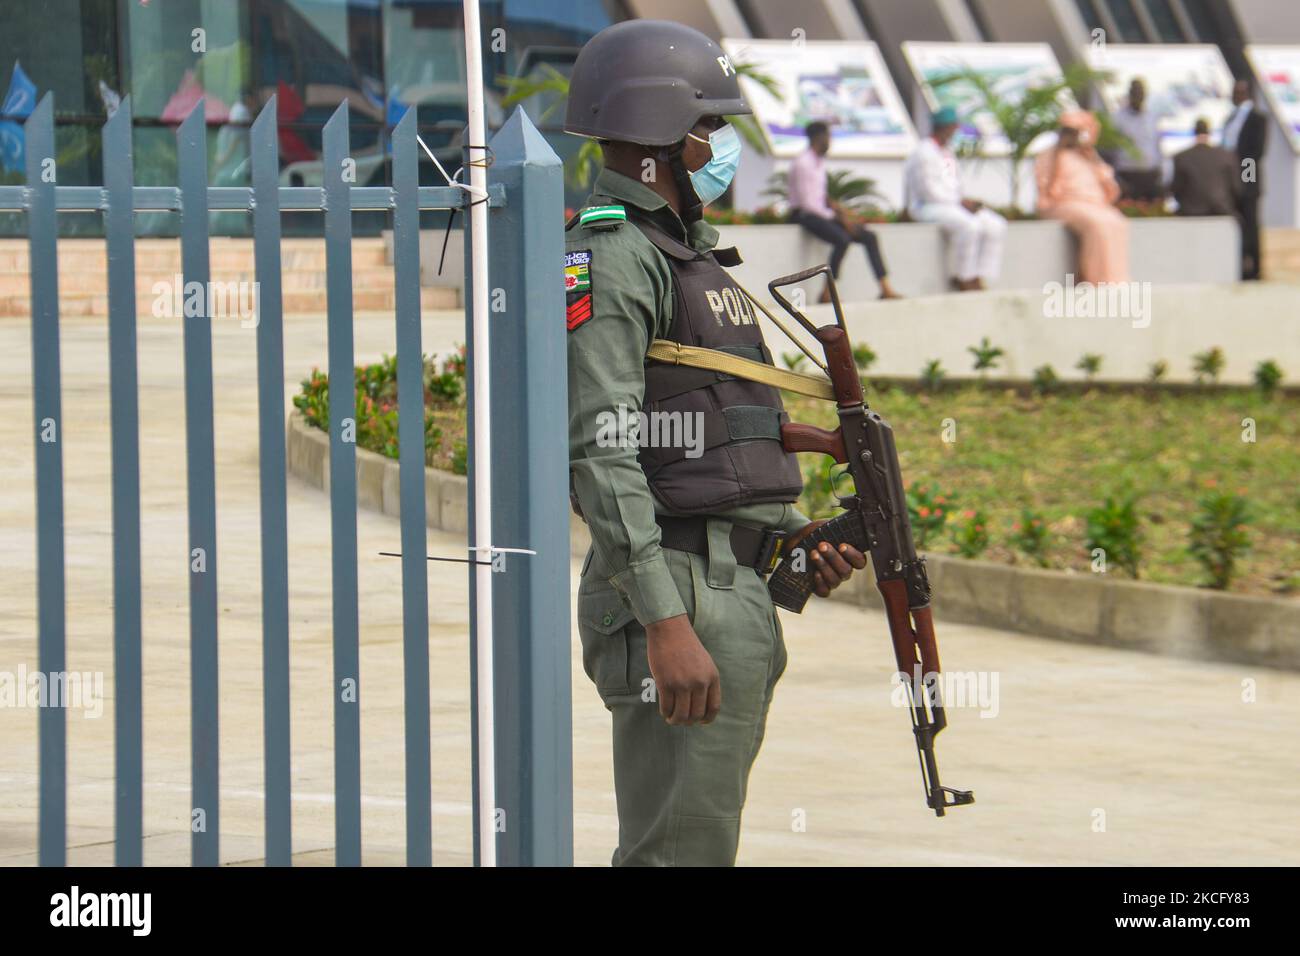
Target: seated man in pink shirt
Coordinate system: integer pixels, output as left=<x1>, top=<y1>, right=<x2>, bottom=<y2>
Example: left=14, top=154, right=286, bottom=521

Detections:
left=787, top=122, right=901, bottom=301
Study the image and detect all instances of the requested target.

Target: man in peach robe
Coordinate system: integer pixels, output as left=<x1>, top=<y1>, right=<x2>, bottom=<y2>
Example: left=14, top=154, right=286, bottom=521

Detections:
left=1035, top=110, right=1130, bottom=283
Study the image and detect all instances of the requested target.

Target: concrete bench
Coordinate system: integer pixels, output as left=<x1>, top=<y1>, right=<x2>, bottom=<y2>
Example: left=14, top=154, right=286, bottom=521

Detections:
left=715, top=217, right=1240, bottom=302
left=392, top=216, right=1240, bottom=305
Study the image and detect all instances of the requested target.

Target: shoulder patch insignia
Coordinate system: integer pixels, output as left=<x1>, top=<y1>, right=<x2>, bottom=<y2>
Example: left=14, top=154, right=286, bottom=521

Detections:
left=565, top=248, right=594, bottom=331
left=564, top=249, right=592, bottom=293
left=566, top=293, right=593, bottom=331
left=579, top=204, right=626, bottom=229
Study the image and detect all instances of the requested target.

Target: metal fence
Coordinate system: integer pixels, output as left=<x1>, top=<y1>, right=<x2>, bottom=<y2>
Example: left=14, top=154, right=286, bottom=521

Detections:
left=1, top=93, right=572, bottom=866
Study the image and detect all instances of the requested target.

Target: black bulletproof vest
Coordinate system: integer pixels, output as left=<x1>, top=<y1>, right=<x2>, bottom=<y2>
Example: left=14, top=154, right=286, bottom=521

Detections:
left=631, top=214, right=804, bottom=514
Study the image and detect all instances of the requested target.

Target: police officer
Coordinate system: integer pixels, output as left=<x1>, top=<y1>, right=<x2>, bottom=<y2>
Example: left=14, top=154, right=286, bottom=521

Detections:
left=564, top=19, right=866, bottom=867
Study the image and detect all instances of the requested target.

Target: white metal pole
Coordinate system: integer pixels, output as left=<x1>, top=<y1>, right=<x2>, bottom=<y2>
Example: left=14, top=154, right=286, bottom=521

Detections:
left=462, top=0, right=496, bottom=867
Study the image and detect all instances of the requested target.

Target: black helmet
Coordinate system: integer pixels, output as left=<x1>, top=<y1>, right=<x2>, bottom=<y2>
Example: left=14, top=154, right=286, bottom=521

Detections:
left=564, top=19, right=751, bottom=146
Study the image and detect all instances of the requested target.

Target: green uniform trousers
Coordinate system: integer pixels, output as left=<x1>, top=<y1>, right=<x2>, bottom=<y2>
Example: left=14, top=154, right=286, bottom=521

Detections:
left=578, top=544, right=788, bottom=866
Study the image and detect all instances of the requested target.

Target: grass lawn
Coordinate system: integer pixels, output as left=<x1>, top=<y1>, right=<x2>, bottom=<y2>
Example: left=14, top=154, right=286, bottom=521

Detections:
left=783, top=384, right=1299, bottom=597
left=299, top=354, right=1296, bottom=598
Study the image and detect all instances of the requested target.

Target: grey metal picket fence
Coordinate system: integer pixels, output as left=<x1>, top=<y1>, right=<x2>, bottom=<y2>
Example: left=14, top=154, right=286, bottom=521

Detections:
left=1, top=92, right=573, bottom=867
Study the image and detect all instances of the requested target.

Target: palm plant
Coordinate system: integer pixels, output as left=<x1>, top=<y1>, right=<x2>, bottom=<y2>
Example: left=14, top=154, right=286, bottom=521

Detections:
left=968, top=337, right=1004, bottom=377
left=928, top=63, right=1131, bottom=214
left=499, top=60, right=778, bottom=190
left=762, top=168, right=890, bottom=213
left=920, top=359, right=946, bottom=392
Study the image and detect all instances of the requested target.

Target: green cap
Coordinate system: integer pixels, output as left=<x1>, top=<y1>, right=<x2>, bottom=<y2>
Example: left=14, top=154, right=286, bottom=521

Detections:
left=932, top=106, right=959, bottom=127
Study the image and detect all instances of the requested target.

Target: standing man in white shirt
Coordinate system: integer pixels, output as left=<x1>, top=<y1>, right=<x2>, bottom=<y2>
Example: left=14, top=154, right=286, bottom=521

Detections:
left=787, top=121, right=901, bottom=301
left=1111, top=79, right=1163, bottom=200
left=1222, top=78, right=1268, bottom=280
left=905, top=107, right=1006, bottom=292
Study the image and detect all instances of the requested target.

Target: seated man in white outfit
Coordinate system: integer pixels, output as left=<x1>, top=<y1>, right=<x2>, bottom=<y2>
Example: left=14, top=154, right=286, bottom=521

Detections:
left=904, top=106, right=1006, bottom=291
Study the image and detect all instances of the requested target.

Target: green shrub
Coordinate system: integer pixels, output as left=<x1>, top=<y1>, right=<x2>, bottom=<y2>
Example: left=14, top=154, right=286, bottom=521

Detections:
left=1192, top=347, right=1225, bottom=385
left=1188, top=489, right=1251, bottom=590
left=1032, top=364, right=1059, bottom=395
left=1148, top=359, right=1168, bottom=384
left=357, top=354, right=398, bottom=403
left=907, top=482, right=955, bottom=549
left=1254, top=359, right=1283, bottom=397
left=1085, top=494, right=1142, bottom=578
left=782, top=351, right=807, bottom=372
left=968, top=337, right=1004, bottom=376
left=920, top=358, right=946, bottom=392
left=1009, top=508, right=1051, bottom=566
left=451, top=439, right=469, bottom=476
left=355, top=392, right=400, bottom=458
left=293, top=368, right=330, bottom=428
left=296, top=349, right=465, bottom=468
left=1076, top=353, right=1103, bottom=382
left=852, top=343, right=877, bottom=373
left=427, top=344, right=467, bottom=404
left=952, top=509, right=990, bottom=558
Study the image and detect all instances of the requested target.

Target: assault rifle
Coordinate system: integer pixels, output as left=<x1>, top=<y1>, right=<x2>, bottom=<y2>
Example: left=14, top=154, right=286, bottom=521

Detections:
left=765, top=266, right=974, bottom=818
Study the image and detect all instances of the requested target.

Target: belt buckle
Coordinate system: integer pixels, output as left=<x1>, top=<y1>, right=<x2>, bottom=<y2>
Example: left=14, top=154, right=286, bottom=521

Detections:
left=756, top=529, right=786, bottom=575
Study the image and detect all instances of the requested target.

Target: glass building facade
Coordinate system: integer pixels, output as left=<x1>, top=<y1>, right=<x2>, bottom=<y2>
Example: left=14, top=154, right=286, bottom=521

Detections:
left=0, top=0, right=623, bottom=235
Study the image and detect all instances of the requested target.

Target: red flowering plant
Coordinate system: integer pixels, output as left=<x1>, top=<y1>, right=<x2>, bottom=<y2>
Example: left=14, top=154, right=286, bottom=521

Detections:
left=426, top=343, right=466, bottom=404
left=906, top=482, right=955, bottom=549
left=294, top=350, right=461, bottom=466
left=294, top=369, right=330, bottom=427
left=952, top=509, right=990, bottom=558
left=1009, top=507, right=1051, bottom=566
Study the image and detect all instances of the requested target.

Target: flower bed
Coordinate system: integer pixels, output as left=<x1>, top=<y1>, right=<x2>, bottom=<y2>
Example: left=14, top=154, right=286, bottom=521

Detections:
left=295, top=354, right=1296, bottom=597
left=787, top=382, right=1297, bottom=597
left=293, top=347, right=468, bottom=475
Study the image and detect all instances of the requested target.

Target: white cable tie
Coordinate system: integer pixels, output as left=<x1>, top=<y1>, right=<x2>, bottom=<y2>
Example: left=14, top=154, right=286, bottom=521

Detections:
left=416, top=132, right=490, bottom=202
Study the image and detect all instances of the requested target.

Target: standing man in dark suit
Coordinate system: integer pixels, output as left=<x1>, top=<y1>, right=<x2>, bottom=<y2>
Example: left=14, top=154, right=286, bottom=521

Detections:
left=1172, top=119, right=1240, bottom=217
left=1222, top=78, right=1268, bottom=279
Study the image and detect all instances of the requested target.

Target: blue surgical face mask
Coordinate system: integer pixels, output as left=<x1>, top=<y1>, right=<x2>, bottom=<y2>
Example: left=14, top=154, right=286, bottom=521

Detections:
left=686, top=123, right=741, bottom=206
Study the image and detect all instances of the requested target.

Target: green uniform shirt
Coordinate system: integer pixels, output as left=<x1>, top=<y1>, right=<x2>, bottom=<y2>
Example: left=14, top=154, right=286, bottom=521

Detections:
left=566, top=168, right=808, bottom=627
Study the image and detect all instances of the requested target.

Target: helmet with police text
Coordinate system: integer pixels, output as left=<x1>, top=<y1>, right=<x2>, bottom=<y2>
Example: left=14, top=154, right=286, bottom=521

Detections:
left=564, top=19, right=751, bottom=146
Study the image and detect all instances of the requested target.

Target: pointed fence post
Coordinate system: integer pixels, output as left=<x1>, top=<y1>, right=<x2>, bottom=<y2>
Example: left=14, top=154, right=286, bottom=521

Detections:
left=481, top=106, right=573, bottom=866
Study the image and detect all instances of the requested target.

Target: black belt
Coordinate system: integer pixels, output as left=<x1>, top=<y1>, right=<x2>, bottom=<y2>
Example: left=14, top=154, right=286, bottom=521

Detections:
left=655, top=514, right=786, bottom=575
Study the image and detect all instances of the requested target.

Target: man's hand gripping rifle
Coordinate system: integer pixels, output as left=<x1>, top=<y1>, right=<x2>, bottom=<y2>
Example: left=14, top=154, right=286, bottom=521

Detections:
left=765, top=266, right=975, bottom=818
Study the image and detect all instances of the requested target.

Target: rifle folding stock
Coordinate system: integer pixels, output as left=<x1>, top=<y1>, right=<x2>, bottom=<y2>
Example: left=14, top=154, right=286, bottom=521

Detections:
left=766, top=266, right=974, bottom=818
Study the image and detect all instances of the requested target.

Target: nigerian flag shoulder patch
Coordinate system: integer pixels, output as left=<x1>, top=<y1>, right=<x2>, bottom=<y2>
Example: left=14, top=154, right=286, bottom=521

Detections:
left=565, top=248, right=594, bottom=331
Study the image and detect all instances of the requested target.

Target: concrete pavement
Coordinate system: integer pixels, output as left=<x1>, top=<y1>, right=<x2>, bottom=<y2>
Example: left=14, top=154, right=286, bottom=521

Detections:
left=1, top=308, right=1297, bottom=866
